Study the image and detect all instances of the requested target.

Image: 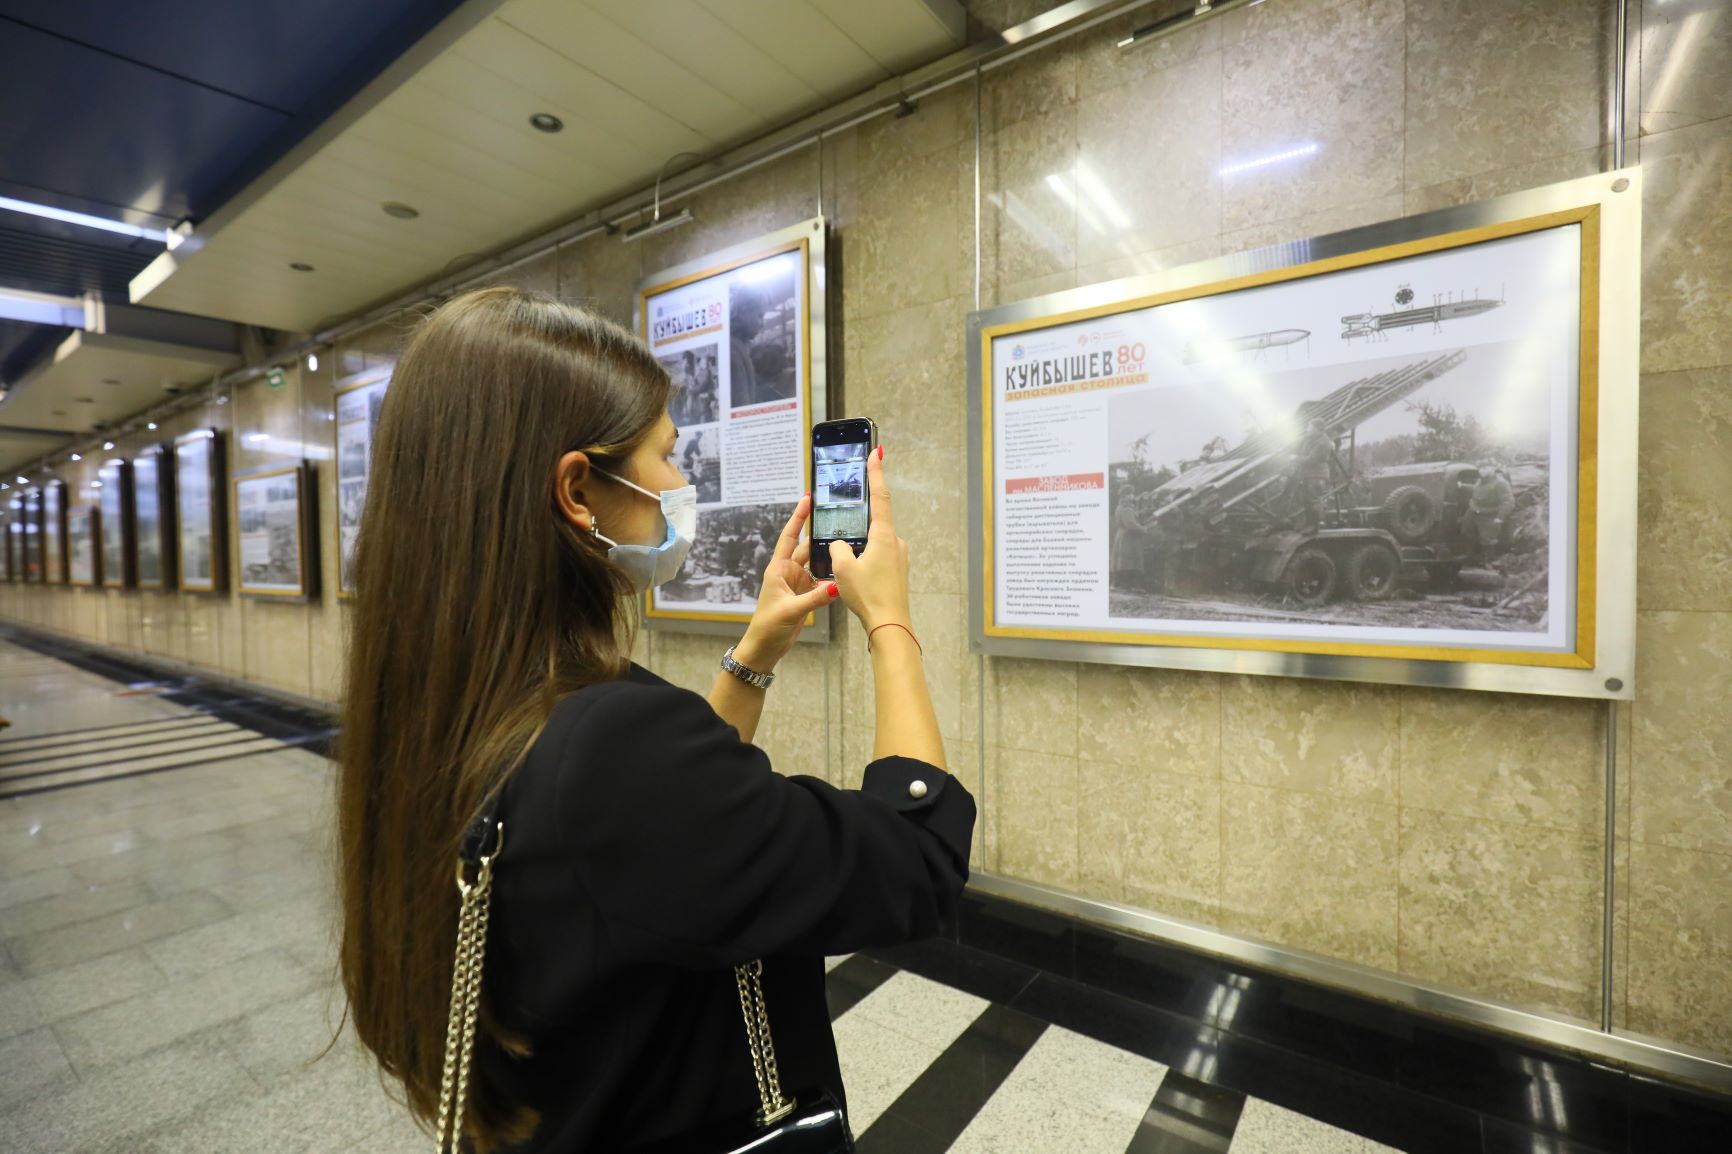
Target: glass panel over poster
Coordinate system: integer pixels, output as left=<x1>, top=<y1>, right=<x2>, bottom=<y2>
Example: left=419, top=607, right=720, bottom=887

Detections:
left=22, top=488, right=43, bottom=582
left=2, top=501, right=16, bottom=582
left=69, top=504, right=100, bottom=586
left=43, top=480, right=65, bottom=584
left=333, top=366, right=390, bottom=598
left=98, top=461, right=133, bottom=588
left=636, top=218, right=828, bottom=638
left=175, top=430, right=225, bottom=593
left=234, top=465, right=312, bottom=598
left=968, top=172, right=1641, bottom=700
left=133, top=446, right=173, bottom=589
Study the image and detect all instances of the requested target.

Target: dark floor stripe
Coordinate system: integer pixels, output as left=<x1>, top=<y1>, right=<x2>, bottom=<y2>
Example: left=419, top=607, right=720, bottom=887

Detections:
left=0, top=713, right=214, bottom=750
left=1123, top=1070, right=1245, bottom=1153
left=854, top=1003, right=1048, bottom=1154
left=0, top=731, right=331, bottom=798
left=826, top=955, right=900, bottom=1023
left=0, top=730, right=271, bottom=783
left=0, top=720, right=238, bottom=768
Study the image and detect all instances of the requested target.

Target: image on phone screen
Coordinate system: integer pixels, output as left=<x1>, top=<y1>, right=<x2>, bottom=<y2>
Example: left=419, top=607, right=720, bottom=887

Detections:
left=813, top=442, right=869, bottom=542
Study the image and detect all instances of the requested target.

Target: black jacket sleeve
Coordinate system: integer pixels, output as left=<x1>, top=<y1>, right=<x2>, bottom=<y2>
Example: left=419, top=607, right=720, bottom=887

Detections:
left=552, top=678, right=975, bottom=969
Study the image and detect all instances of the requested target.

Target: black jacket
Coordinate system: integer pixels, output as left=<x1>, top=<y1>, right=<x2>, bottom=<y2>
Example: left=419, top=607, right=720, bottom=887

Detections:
left=481, top=663, right=976, bottom=1151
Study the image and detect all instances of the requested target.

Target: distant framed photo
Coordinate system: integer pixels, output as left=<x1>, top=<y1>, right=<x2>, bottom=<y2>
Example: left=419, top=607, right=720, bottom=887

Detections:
left=332, top=365, right=390, bottom=597
left=42, top=480, right=67, bottom=584
left=132, top=445, right=175, bottom=589
left=22, top=487, right=44, bottom=582
left=174, top=430, right=226, bottom=593
left=98, top=460, right=135, bottom=589
left=1, top=503, right=16, bottom=582
left=69, top=503, right=101, bottom=586
left=234, top=464, right=314, bottom=598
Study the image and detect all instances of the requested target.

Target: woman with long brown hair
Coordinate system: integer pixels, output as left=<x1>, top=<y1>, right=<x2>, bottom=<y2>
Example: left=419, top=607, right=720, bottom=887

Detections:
left=337, top=287, right=972, bottom=1151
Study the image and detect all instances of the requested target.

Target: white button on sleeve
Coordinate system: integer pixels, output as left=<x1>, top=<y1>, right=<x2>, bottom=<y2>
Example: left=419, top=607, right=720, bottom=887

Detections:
left=908, top=780, right=928, bottom=800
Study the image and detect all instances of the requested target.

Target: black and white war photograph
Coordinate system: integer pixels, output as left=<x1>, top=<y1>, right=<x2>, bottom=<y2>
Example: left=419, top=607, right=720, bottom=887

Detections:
left=658, top=501, right=794, bottom=607
left=660, top=343, right=720, bottom=426
left=814, top=441, right=868, bottom=540
left=1106, top=339, right=1558, bottom=635
left=236, top=471, right=304, bottom=592
left=676, top=425, right=722, bottom=503
left=726, top=253, right=800, bottom=407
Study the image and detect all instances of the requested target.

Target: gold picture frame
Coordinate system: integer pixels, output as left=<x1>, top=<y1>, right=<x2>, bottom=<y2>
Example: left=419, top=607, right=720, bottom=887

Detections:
left=98, top=460, right=136, bottom=590
left=331, top=366, right=391, bottom=600
left=232, top=464, right=314, bottom=599
left=174, top=429, right=226, bottom=594
left=132, top=444, right=175, bottom=590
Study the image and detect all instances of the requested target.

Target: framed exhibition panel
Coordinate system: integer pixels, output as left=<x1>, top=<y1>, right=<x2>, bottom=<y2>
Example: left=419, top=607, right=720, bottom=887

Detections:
left=132, top=445, right=175, bottom=589
left=98, top=460, right=135, bottom=589
left=42, top=480, right=66, bottom=584
left=1, top=503, right=15, bottom=581
left=635, top=217, right=829, bottom=640
left=174, top=430, right=225, bottom=593
left=22, top=488, right=43, bottom=582
left=68, top=503, right=101, bottom=586
left=332, top=365, right=390, bottom=598
left=967, top=169, right=1641, bottom=701
left=233, top=464, right=314, bottom=598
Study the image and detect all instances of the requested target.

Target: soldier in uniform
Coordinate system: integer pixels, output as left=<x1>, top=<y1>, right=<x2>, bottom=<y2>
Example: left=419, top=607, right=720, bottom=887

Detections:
left=1111, top=487, right=1156, bottom=591
left=1462, top=461, right=1515, bottom=563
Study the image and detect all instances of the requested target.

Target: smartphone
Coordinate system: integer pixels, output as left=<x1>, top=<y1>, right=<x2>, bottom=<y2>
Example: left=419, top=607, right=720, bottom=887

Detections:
left=808, top=417, right=877, bottom=580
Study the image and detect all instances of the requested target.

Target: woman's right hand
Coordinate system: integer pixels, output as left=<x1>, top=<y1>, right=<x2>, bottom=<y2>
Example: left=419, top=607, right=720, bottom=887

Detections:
left=827, top=446, right=910, bottom=632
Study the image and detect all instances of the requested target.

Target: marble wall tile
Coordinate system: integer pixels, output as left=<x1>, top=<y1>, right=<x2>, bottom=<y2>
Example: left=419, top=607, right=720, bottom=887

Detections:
left=1073, top=236, right=1230, bottom=292
left=992, top=745, right=1079, bottom=889
left=1079, top=759, right=1221, bottom=926
left=1638, top=114, right=1732, bottom=373
left=1219, top=782, right=1400, bottom=970
left=1625, top=839, right=1732, bottom=1055
left=884, top=447, right=965, bottom=596
left=1404, top=0, right=1608, bottom=189
left=1076, top=48, right=1222, bottom=269
left=1221, top=675, right=1399, bottom=804
left=848, top=145, right=967, bottom=320
left=1219, top=0, right=1404, bottom=232
left=840, top=300, right=967, bottom=455
left=1076, top=663, right=1220, bottom=780
left=1403, top=145, right=1605, bottom=217
left=635, top=148, right=823, bottom=276
left=857, top=81, right=976, bottom=174
left=1637, top=365, right=1732, bottom=612
left=1631, top=611, right=1732, bottom=854
left=766, top=638, right=830, bottom=723
left=555, top=229, right=643, bottom=330
left=240, top=599, right=312, bottom=699
left=1399, top=809, right=1604, bottom=1022
left=1076, top=2, right=1222, bottom=102
left=1638, top=0, right=1732, bottom=137
left=1400, top=686, right=1607, bottom=832
left=907, top=591, right=975, bottom=744
left=982, top=40, right=1078, bottom=133
left=978, top=107, right=1080, bottom=291
left=990, top=657, right=1077, bottom=757
left=1221, top=193, right=1405, bottom=258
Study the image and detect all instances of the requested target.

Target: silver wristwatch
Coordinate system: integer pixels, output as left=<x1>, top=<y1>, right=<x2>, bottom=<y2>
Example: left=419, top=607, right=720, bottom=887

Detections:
left=720, top=645, right=775, bottom=689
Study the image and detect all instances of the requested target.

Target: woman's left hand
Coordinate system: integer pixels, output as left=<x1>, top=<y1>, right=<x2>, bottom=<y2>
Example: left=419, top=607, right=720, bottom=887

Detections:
left=735, top=495, right=838, bottom=671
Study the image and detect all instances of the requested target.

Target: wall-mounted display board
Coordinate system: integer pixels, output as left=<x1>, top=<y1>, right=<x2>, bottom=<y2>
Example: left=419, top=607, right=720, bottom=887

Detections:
left=333, top=365, right=390, bottom=597
left=42, top=480, right=66, bottom=584
left=21, top=488, right=43, bottom=582
left=968, top=170, right=1640, bottom=700
left=69, top=504, right=101, bottom=586
left=2, top=503, right=15, bottom=581
left=233, top=464, right=315, bottom=598
left=174, top=430, right=225, bottom=593
left=635, top=217, right=828, bottom=639
left=132, top=446, right=174, bottom=589
left=98, top=461, right=135, bottom=589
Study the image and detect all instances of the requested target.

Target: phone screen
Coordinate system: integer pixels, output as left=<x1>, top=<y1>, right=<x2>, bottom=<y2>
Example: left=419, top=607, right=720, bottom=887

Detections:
left=810, top=418, right=874, bottom=579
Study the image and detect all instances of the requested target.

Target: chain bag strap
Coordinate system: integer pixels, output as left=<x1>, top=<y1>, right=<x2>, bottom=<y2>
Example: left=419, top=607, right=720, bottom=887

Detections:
left=432, top=813, right=810, bottom=1150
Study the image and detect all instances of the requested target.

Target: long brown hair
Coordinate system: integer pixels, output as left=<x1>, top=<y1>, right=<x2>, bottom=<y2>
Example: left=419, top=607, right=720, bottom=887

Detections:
left=337, top=288, right=670, bottom=1148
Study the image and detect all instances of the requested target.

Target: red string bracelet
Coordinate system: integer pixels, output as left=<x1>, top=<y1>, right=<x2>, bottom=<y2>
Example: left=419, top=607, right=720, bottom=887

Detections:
left=866, top=622, right=921, bottom=655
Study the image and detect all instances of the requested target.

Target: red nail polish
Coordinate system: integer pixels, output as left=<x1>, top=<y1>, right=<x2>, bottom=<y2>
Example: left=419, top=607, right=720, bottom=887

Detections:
left=877, top=444, right=884, bottom=460
left=827, top=582, right=839, bottom=598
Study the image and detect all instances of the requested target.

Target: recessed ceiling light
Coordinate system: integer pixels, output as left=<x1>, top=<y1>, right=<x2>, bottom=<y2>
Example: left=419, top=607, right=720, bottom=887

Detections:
left=529, top=112, right=564, bottom=133
left=147, top=421, right=158, bottom=430
left=102, top=441, right=114, bottom=450
left=69, top=453, right=82, bottom=462
left=381, top=201, right=420, bottom=220
left=290, top=262, right=315, bottom=272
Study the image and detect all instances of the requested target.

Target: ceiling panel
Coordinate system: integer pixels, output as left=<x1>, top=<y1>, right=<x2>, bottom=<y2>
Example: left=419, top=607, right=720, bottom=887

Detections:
left=2, top=332, right=238, bottom=434
left=0, top=431, right=67, bottom=475
left=131, top=0, right=967, bottom=332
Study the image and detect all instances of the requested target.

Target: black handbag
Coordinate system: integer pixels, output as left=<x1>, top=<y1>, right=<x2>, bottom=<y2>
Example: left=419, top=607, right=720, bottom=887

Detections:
left=435, top=813, right=853, bottom=1154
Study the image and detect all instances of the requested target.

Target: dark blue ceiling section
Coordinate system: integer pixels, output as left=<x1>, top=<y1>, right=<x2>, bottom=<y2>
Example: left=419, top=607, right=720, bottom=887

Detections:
left=0, top=0, right=466, bottom=383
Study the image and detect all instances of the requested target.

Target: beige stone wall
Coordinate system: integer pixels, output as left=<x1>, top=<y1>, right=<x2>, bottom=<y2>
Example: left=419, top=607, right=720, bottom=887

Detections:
left=3, top=0, right=1727, bottom=1058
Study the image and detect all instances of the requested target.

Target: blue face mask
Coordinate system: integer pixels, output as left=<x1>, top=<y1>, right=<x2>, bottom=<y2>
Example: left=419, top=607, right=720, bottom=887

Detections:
left=590, top=467, right=698, bottom=592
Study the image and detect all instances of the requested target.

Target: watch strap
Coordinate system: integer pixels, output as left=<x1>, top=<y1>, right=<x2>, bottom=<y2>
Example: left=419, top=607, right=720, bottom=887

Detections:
left=721, top=644, right=775, bottom=689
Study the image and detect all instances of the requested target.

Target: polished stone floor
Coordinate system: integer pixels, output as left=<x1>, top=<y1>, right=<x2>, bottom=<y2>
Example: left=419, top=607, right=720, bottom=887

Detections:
left=0, top=638, right=1399, bottom=1152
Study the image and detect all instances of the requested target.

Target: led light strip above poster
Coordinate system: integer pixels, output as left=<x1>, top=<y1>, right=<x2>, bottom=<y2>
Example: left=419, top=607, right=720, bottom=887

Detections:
left=967, top=170, right=1641, bottom=700
left=635, top=217, right=829, bottom=641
